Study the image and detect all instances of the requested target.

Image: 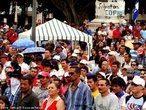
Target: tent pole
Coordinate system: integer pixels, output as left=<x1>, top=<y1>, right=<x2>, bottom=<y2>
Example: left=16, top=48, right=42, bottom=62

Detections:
left=32, top=0, right=36, bottom=42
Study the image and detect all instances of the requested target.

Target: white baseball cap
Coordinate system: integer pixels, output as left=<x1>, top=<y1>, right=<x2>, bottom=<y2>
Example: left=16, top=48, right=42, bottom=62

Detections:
left=132, top=76, right=145, bottom=87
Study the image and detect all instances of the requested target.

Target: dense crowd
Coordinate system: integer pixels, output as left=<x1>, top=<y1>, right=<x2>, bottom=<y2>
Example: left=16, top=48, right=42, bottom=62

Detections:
left=0, top=20, right=145, bottom=110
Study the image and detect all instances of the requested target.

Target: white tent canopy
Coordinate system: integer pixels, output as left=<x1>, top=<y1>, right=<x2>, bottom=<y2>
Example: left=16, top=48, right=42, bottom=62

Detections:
left=19, top=18, right=93, bottom=47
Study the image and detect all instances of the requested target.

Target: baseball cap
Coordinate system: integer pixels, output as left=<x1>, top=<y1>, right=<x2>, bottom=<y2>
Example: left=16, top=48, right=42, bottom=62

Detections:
left=71, top=53, right=77, bottom=57
left=137, top=48, right=144, bottom=55
left=56, top=44, right=63, bottom=48
left=38, top=71, right=50, bottom=78
left=17, top=53, right=24, bottom=57
left=53, top=55, right=60, bottom=61
left=73, top=49, right=80, bottom=54
left=80, top=59, right=88, bottom=65
left=132, top=76, right=145, bottom=87
left=97, top=72, right=106, bottom=78
left=108, top=51, right=116, bottom=56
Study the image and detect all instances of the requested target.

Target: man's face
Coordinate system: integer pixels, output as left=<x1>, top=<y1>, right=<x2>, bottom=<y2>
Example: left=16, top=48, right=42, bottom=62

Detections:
left=21, top=79, right=31, bottom=93
left=131, top=82, right=143, bottom=94
left=101, top=61, right=108, bottom=71
left=80, top=68, right=87, bottom=77
left=39, top=76, right=49, bottom=85
left=119, top=47, right=125, bottom=54
left=0, top=57, right=7, bottom=63
left=30, top=68, right=38, bottom=77
left=61, top=61, right=68, bottom=69
left=131, top=62, right=137, bottom=70
left=111, top=84, right=123, bottom=94
left=68, top=68, right=79, bottom=82
left=124, top=54, right=130, bottom=62
left=98, top=80, right=109, bottom=94
left=43, top=66, right=51, bottom=72
left=87, top=79, right=96, bottom=91
left=111, top=64, right=119, bottom=75
left=44, top=50, right=51, bottom=59
left=17, top=55, right=24, bottom=63
left=133, top=44, right=139, bottom=50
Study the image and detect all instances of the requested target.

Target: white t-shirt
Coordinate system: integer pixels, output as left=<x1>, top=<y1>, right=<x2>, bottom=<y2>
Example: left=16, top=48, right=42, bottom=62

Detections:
left=94, top=93, right=119, bottom=110
left=122, top=95, right=146, bottom=110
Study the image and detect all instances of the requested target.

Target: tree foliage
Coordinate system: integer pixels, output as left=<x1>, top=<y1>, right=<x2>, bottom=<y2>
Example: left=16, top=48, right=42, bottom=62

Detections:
left=49, top=0, right=95, bottom=25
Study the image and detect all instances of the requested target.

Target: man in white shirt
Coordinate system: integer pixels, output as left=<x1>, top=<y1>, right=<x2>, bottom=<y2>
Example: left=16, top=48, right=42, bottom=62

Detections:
left=121, top=76, right=146, bottom=110
left=94, top=78, right=119, bottom=110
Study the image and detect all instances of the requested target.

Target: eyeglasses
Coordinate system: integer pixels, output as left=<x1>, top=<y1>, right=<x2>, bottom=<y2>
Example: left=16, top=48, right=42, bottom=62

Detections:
left=131, top=82, right=140, bottom=87
left=69, top=72, right=75, bottom=76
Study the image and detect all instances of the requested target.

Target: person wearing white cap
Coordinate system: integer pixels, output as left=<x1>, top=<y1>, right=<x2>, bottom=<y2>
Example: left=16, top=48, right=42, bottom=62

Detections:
left=108, top=51, right=117, bottom=67
left=121, top=76, right=146, bottom=110
left=17, top=53, right=29, bottom=75
left=96, top=72, right=106, bottom=81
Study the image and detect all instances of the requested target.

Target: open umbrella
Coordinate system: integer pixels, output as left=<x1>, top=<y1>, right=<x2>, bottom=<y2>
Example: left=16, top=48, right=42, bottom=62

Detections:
left=22, top=47, right=45, bottom=54
left=12, top=38, right=35, bottom=49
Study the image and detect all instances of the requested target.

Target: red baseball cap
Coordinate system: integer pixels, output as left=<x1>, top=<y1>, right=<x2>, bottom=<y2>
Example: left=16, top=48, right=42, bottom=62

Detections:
left=137, top=48, right=144, bottom=55
left=38, top=71, right=50, bottom=78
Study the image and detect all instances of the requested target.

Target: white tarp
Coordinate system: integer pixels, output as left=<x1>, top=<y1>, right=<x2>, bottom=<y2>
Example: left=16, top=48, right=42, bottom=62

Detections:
left=19, top=18, right=93, bottom=46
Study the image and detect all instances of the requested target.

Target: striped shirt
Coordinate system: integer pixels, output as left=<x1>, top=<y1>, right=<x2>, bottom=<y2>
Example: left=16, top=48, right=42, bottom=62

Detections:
left=130, top=49, right=138, bottom=61
left=65, top=81, right=93, bottom=110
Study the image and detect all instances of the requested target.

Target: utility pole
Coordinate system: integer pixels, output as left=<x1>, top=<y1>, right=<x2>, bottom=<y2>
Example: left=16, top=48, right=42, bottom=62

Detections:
left=32, top=0, right=36, bottom=42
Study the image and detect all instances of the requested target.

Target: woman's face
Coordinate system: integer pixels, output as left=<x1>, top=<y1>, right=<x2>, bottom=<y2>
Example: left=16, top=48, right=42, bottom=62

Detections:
left=48, top=83, right=59, bottom=96
left=0, top=100, right=6, bottom=110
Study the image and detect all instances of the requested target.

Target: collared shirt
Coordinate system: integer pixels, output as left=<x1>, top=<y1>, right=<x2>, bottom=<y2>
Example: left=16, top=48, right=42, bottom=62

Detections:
left=65, top=81, right=93, bottom=110
left=33, top=85, right=49, bottom=105
left=16, top=90, right=39, bottom=110
left=136, top=55, right=146, bottom=68
left=3, top=86, right=21, bottom=106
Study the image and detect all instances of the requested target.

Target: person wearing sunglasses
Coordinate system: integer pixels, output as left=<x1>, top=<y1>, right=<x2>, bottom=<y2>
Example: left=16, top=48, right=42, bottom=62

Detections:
left=64, top=66, right=93, bottom=110
left=121, top=76, right=146, bottom=110
left=131, top=61, right=141, bottom=76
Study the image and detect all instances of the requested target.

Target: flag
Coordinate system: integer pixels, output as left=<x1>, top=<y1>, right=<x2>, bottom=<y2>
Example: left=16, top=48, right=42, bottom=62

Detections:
left=132, top=0, right=139, bottom=24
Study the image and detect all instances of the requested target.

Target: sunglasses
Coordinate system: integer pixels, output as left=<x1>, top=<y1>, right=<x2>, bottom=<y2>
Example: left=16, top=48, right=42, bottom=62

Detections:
left=131, top=82, right=140, bottom=87
left=69, top=72, right=75, bottom=76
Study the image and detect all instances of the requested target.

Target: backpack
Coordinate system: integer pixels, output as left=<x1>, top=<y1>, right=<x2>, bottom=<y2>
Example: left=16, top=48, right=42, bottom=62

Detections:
left=126, top=94, right=146, bottom=104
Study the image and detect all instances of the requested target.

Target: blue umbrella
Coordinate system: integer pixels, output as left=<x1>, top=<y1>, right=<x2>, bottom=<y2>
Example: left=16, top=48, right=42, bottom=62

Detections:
left=12, top=38, right=35, bottom=49
left=22, top=47, right=45, bottom=54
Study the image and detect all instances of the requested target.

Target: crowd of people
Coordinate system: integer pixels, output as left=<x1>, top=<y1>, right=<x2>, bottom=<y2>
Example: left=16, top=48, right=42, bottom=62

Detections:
left=0, top=20, right=145, bottom=110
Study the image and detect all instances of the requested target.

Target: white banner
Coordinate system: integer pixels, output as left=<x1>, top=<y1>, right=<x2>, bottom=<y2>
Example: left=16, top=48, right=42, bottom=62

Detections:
left=95, top=1, right=125, bottom=17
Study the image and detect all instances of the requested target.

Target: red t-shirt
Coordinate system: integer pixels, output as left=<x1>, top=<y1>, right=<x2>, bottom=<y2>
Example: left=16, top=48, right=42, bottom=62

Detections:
left=113, top=29, right=122, bottom=39
left=133, top=26, right=144, bottom=38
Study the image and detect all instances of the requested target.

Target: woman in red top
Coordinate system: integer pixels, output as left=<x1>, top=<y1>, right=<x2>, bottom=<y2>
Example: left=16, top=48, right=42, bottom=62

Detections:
left=41, top=81, right=65, bottom=110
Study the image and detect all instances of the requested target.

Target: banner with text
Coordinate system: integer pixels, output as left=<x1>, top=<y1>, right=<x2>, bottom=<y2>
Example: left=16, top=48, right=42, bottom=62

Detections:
left=95, top=1, right=125, bottom=17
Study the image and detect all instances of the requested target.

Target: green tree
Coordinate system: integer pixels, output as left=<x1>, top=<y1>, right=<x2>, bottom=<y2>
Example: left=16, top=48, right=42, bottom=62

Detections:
left=50, top=0, right=95, bottom=25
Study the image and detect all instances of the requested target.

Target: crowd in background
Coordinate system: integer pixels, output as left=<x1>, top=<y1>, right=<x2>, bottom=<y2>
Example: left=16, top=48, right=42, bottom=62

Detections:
left=0, top=20, right=145, bottom=110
